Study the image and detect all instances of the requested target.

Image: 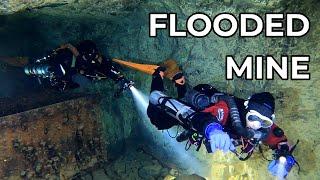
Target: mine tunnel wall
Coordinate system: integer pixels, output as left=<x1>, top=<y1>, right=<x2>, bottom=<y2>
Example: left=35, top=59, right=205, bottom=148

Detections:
left=0, top=0, right=319, bottom=179
left=0, top=95, right=107, bottom=179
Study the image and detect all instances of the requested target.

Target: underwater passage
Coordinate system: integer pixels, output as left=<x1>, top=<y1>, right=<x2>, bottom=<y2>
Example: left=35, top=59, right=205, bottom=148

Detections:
left=2, top=40, right=301, bottom=179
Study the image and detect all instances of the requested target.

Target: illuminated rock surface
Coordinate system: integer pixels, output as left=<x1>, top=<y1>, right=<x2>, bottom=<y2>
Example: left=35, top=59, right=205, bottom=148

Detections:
left=0, top=0, right=319, bottom=179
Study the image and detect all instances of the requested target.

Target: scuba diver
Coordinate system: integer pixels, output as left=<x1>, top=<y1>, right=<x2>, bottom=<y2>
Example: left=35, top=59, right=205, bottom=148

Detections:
left=24, top=47, right=78, bottom=91
left=147, top=67, right=298, bottom=179
left=24, top=40, right=133, bottom=94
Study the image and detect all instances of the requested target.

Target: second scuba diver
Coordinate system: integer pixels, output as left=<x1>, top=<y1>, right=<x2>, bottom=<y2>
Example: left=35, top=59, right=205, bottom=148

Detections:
left=24, top=40, right=133, bottom=94
left=147, top=66, right=298, bottom=178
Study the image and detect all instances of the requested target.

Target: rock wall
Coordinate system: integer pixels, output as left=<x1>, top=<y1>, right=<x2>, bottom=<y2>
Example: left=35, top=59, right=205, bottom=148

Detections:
left=0, top=0, right=319, bottom=179
left=0, top=96, right=106, bottom=179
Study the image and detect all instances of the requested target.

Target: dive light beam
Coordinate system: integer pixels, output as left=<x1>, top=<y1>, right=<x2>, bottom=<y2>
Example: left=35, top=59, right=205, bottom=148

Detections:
left=129, top=86, right=208, bottom=177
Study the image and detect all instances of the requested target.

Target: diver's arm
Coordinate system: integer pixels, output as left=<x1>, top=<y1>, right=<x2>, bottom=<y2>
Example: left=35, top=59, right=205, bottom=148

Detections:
left=174, top=74, right=186, bottom=99
left=150, top=67, right=165, bottom=92
left=98, top=57, right=125, bottom=82
left=59, top=43, right=79, bottom=57
left=265, top=124, right=297, bottom=178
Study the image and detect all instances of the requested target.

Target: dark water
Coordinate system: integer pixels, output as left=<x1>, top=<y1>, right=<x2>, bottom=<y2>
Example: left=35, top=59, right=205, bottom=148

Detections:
left=0, top=66, right=41, bottom=97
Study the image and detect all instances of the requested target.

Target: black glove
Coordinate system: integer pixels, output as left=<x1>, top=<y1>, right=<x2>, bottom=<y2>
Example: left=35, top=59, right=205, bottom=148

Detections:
left=119, top=77, right=134, bottom=90
left=153, top=66, right=166, bottom=76
left=114, top=77, right=134, bottom=98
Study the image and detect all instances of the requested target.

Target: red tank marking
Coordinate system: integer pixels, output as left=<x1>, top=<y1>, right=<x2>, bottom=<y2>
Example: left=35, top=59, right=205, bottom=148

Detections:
left=202, top=101, right=229, bottom=125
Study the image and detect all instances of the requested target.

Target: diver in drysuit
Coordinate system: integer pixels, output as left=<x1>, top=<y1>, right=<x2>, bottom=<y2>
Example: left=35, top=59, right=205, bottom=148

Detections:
left=190, top=84, right=298, bottom=178
left=147, top=67, right=235, bottom=151
left=24, top=40, right=133, bottom=93
left=24, top=47, right=79, bottom=91
left=147, top=67, right=298, bottom=178
left=59, top=40, right=133, bottom=90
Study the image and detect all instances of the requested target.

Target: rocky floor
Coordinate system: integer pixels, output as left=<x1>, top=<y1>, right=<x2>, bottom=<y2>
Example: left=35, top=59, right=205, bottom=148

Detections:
left=73, top=147, right=171, bottom=180
left=72, top=144, right=205, bottom=180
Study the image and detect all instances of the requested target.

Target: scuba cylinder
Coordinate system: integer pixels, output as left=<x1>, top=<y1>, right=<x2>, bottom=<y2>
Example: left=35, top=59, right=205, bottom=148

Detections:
left=180, top=85, right=268, bottom=159
left=24, top=64, right=53, bottom=78
left=149, top=90, right=198, bottom=130
left=149, top=90, right=219, bottom=153
left=24, top=62, right=68, bottom=91
left=185, top=84, right=263, bottom=140
left=23, top=49, right=74, bottom=91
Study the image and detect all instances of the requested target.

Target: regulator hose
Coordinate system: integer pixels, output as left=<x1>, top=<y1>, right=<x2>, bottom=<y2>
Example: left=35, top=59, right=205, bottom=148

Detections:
left=216, top=94, right=254, bottom=139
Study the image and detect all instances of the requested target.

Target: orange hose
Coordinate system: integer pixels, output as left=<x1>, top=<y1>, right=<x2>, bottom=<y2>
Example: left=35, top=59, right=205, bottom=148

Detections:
left=112, top=58, right=159, bottom=75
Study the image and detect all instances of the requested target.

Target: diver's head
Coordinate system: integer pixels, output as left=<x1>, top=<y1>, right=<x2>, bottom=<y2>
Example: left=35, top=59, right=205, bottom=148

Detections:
left=244, top=92, right=275, bottom=130
left=76, top=40, right=99, bottom=62
left=172, top=72, right=185, bottom=85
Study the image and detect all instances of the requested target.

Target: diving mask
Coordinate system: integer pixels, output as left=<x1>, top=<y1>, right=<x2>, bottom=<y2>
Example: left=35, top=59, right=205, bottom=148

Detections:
left=246, top=110, right=273, bottom=129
